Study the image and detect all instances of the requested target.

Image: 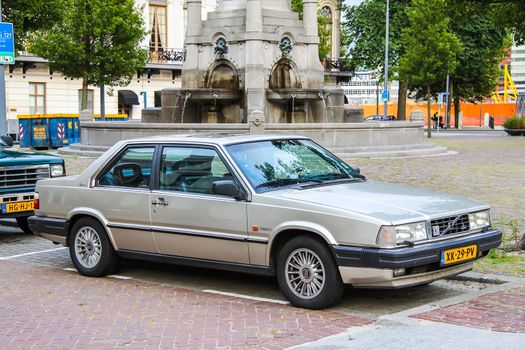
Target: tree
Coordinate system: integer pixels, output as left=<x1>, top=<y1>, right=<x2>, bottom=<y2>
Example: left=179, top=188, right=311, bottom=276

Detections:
left=448, top=2, right=510, bottom=127
left=30, top=0, right=148, bottom=112
left=341, top=0, right=411, bottom=119
left=2, top=0, right=66, bottom=52
left=399, top=0, right=461, bottom=138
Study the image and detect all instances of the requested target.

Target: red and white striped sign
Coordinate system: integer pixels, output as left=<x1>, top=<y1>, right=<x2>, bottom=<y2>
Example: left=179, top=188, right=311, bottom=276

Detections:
left=57, top=124, right=64, bottom=139
left=19, top=123, right=24, bottom=140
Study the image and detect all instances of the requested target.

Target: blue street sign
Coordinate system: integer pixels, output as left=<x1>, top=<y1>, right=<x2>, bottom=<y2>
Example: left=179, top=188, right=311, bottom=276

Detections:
left=381, top=90, right=389, bottom=102
left=0, top=23, right=15, bottom=65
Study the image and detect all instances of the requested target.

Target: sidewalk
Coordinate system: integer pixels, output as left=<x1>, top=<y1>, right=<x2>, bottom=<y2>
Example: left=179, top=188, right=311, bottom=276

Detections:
left=293, top=280, right=525, bottom=349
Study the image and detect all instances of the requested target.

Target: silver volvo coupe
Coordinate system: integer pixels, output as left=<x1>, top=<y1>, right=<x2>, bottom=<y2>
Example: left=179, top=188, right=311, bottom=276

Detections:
left=29, top=134, right=501, bottom=309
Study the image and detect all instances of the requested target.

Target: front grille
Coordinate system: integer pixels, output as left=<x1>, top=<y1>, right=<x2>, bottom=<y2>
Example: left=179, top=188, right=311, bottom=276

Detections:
left=431, top=214, right=470, bottom=237
left=0, top=165, right=50, bottom=189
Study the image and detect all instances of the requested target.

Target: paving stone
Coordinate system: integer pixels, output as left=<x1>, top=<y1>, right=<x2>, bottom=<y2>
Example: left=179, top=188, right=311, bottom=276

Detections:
left=0, top=260, right=371, bottom=349
left=413, top=286, right=525, bottom=333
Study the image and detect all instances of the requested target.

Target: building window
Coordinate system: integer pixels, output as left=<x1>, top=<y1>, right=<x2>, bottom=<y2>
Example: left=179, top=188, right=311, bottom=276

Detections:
left=149, top=4, right=167, bottom=51
left=29, top=83, right=46, bottom=114
left=78, top=89, right=94, bottom=113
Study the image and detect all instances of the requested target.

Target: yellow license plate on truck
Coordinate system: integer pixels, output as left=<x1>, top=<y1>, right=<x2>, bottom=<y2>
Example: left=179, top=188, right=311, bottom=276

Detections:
left=441, top=245, right=477, bottom=265
left=2, top=201, right=34, bottom=214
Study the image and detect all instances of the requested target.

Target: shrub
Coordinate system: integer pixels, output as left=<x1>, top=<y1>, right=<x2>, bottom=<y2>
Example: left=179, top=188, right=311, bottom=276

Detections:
left=503, top=116, right=525, bottom=129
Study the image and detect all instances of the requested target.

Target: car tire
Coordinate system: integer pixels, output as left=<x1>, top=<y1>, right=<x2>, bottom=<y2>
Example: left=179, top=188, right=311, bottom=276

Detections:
left=276, top=236, right=344, bottom=309
left=69, top=217, right=118, bottom=277
left=16, top=217, right=33, bottom=234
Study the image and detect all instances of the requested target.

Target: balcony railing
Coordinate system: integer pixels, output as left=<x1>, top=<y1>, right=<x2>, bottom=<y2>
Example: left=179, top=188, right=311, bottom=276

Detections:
left=148, top=48, right=185, bottom=64
left=324, top=58, right=354, bottom=73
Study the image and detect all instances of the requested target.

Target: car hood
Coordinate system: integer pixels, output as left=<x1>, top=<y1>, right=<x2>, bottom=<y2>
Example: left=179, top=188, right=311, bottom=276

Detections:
left=269, top=181, right=487, bottom=223
left=0, top=149, right=63, bottom=166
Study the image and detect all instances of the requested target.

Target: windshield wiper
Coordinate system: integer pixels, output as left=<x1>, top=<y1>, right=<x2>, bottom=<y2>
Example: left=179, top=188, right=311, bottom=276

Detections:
left=255, top=178, right=300, bottom=190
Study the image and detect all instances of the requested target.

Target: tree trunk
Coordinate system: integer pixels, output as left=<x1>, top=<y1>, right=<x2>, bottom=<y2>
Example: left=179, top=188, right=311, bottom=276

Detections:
left=81, top=73, right=89, bottom=113
left=397, top=80, right=408, bottom=120
left=453, top=81, right=460, bottom=128
left=427, top=85, right=432, bottom=139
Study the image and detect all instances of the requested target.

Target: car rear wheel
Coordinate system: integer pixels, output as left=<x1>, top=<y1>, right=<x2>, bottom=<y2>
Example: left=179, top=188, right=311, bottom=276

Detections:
left=16, top=217, right=32, bottom=234
left=69, top=217, right=117, bottom=277
left=276, top=236, right=344, bottom=309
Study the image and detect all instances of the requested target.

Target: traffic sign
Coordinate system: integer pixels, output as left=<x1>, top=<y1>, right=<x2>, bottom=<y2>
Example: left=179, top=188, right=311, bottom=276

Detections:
left=0, top=23, right=14, bottom=65
left=381, top=90, right=389, bottom=102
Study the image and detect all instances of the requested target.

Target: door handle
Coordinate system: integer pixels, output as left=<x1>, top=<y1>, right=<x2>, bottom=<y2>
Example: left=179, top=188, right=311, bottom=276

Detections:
left=152, top=198, right=168, bottom=206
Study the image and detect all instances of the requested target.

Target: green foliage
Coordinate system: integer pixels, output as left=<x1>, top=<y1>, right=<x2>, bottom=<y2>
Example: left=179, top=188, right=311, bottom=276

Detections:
left=291, top=0, right=304, bottom=20
left=2, top=0, right=67, bottom=52
left=341, top=0, right=410, bottom=80
left=449, top=2, right=510, bottom=103
left=30, top=0, right=148, bottom=109
left=318, top=14, right=332, bottom=61
left=503, top=116, right=525, bottom=129
left=399, top=0, right=461, bottom=92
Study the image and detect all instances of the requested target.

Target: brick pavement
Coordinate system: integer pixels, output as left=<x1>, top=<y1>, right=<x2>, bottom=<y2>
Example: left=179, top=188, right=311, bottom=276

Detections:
left=0, top=260, right=371, bottom=350
left=413, top=285, right=525, bottom=333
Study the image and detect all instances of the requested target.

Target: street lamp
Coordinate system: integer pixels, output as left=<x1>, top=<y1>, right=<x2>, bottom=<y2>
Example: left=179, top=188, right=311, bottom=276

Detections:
left=383, top=0, right=390, bottom=119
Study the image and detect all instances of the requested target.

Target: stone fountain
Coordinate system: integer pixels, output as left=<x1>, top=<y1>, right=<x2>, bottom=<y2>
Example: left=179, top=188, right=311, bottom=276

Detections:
left=72, top=0, right=441, bottom=159
left=152, top=0, right=345, bottom=129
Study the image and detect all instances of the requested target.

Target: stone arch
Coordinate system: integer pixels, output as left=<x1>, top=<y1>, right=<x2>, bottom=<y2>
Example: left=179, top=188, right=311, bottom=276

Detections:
left=269, top=58, right=302, bottom=89
left=205, top=59, right=239, bottom=89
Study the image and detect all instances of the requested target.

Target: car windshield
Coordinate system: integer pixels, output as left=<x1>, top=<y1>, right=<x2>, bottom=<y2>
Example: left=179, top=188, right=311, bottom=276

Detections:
left=226, top=139, right=361, bottom=192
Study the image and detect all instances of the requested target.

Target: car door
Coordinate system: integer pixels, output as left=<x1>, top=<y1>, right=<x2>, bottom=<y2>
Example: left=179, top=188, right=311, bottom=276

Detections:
left=150, top=145, right=249, bottom=264
left=94, top=145, right=158, bottom=253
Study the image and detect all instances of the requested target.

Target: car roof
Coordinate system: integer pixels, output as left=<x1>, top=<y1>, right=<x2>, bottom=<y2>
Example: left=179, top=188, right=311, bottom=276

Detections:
left=123, top=133, right=309, bottom=146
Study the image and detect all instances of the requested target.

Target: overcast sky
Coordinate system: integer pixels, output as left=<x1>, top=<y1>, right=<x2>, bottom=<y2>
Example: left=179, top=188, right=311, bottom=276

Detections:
left=345, top=0, right=363, bottom=6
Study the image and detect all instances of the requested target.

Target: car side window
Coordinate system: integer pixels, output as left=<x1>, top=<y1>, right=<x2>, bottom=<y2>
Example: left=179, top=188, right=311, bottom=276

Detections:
left=98, top=147, right=155, bottom=188
left=160, top=147, right=232, bottom=195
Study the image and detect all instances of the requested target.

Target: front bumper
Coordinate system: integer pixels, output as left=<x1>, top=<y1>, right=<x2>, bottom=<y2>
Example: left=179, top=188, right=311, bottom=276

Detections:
left=331, top=228, right=502, bottom=288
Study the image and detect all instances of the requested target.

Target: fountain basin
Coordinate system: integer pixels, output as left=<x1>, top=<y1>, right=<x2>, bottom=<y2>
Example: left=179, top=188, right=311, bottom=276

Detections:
left=266, top=89, right=325, bottom=102
left=165, top=88, right=243, bottom=102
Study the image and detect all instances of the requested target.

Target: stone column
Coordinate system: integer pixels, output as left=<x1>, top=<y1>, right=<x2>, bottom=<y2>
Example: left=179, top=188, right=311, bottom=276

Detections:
left=186, top=0, right=202, bottom=37
left=303, top=0, right=318, bottom=37
left=333, top=3, right=341, bottom=60
left=245, top=0, right=266, bottom=129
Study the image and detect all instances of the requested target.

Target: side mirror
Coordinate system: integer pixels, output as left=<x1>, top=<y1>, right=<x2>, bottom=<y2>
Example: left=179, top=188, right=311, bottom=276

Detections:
left=212, top=180, right=246, bottom=201
left=1, top=135, right=14, bottom=147
left=353, top=167, right=360, bottom=175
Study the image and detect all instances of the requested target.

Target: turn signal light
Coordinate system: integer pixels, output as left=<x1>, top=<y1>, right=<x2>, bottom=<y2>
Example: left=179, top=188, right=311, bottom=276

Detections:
left=34, top=193, right=39, bottom=210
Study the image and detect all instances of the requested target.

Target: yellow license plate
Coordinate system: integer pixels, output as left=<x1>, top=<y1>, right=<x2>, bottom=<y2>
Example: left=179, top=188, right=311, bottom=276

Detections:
left=2, top=201, right=34, bottom=214
left=441, top=244, right=477, bottom=265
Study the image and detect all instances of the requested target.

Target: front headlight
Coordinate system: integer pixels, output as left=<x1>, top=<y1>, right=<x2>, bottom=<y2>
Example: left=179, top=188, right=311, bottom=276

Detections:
left=50, top=164, right=65, bottom=177
left=377, top=221, right=428, bottom=248
left=469, top=210, right=490, bottom=230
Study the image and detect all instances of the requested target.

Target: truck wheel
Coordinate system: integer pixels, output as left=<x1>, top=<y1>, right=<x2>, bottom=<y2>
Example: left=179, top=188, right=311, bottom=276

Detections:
left=69, top=217, right=117, bottom=277
left=16, top=217, right=33, bottom=234
left=276, top=236, right=344, bottom=309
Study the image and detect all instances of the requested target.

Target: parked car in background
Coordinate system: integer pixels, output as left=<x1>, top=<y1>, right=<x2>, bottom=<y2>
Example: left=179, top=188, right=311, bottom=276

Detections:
left=30, top=134, right=501, bottom=309
left=0, top=135, right=65, bottom=234
left=365, top=114, right=397, bottom=121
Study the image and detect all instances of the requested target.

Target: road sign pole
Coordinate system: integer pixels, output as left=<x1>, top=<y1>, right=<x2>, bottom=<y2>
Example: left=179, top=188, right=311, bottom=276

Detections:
left=0, top=0, right=6, bottom=136
left=383, top=0, right=390, bottom=119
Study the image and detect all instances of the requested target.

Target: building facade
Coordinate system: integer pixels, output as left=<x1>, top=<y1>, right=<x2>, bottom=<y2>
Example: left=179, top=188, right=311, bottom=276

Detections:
left=341, top=70, right=399, bottom=107
left=5, top=0, right=343, bottom=134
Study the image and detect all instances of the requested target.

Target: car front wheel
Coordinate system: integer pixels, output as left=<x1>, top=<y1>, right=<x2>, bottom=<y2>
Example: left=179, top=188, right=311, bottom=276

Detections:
left=69, top=218, right=117, bottom=277
left=276, top=236, right=344, bottom=309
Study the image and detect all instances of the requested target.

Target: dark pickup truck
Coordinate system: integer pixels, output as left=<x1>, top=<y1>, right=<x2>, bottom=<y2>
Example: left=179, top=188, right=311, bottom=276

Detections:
left=0, top=136, right=65, bottom=233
